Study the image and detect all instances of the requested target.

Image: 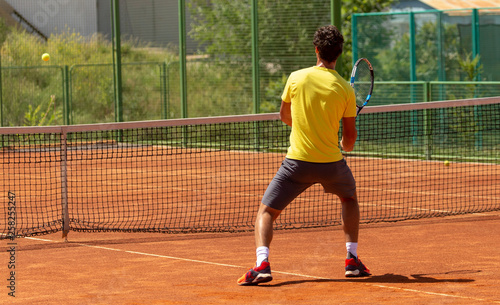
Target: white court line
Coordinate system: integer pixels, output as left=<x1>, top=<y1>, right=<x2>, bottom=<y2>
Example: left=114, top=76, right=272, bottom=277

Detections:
left=359, top=186, right=500, bottom=201
left=370, top=285, right=500, bottom=303
left=360, top=201, right=452, bottom=214
left=20, top=236, right=500, bottom=304
left=357, top=186, right=500, bottom=214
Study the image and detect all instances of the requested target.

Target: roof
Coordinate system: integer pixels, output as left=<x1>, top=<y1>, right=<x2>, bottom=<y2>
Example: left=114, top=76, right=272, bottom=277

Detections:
left=420, top=0, right=500, bottom=10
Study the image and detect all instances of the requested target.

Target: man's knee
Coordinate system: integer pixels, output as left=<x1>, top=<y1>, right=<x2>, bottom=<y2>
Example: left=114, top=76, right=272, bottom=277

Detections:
left=258, top=203, right=282, bottom=221
left=339, top=193, right=357, bottom=204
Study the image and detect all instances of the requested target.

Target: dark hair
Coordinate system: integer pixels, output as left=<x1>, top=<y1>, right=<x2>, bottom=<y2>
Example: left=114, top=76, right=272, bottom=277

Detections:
left=313, top=25, right=344, bottom=63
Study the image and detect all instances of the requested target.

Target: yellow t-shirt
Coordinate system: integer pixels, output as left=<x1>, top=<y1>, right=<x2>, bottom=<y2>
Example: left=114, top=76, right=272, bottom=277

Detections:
left=281, top=66, right=356, bottom=163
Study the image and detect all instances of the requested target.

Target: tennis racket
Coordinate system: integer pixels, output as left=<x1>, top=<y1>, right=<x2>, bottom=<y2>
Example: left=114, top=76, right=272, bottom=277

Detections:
left=350, top=58, right=374, bottom=116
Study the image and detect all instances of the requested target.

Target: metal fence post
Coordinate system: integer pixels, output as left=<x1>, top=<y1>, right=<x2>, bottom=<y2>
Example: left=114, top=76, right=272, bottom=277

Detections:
left=178, top=0, right=188, bottom=119
left=472, top=8, right=481, bottom=81
left=351, top=14, right=358, bottom=65
left=0, top=53, right=2, bottom=127
left=251, top=0, right=260, bottom=114
left=112, top=0, right=123, bottom=123
left=160, top=62, right=168, bottom=119
left=332, top=0, right=342, bottom=73
left=62, top=65, right=70, bottom=125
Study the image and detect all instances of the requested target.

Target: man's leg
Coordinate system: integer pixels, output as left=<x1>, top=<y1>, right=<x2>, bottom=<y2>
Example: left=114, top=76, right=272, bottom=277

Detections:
left=340, top=194, right=359, bottom=244
left=340, top=193, right=370, bottom=277
left=237, top=204, right=281, bottom=285
left=255, top=203, right=282, bottom=249
left=238, top=158, right=304, bottom=285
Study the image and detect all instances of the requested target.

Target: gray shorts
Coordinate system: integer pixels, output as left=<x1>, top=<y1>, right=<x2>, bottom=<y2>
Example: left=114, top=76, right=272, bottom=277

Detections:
left=261, top=158, right=356, bottom=210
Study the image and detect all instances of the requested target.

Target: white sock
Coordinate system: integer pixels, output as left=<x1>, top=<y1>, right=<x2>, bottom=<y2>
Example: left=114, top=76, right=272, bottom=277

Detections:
left=256, top=246, right=269, bottom=266
left=346, top=242, right=358, bottom=258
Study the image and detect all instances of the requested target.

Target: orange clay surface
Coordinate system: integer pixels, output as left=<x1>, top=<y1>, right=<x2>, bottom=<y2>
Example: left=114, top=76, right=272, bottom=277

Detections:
left=1, top=210, right=499, bottom=304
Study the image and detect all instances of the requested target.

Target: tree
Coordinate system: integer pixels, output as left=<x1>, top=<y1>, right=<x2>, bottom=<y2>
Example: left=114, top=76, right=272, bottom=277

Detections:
left=339, top=0, right=394, bottom=77
left=187, top=0, right=395, bottom=111
left=188, top=0, right=394, bottom=74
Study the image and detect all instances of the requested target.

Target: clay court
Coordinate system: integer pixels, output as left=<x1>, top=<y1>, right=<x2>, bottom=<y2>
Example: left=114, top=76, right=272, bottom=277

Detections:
left=1, top=210, right=500, bottom=304
left=2, top=145, right=498, bottom=234
left=2, top=152, right=500, bottom=304
left=1, top=106, right=499, bottom=304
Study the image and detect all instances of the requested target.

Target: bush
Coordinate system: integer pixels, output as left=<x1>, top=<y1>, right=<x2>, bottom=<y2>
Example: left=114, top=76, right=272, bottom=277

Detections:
left=0, top=27, right=257, bottom=126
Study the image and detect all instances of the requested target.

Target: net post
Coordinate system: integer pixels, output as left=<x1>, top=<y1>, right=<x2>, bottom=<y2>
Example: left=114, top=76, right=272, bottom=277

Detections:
left=61, top=131, right=70, bottom=241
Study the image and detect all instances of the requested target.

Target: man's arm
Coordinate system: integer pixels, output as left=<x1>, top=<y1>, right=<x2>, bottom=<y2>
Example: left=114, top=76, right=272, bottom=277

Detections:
left=279, top=101, right=292, bottom=127
left=340, top=117, right=357, bottom=152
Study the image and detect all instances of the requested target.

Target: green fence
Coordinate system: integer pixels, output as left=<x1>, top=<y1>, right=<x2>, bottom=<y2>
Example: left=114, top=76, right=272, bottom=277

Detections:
left=1, top=63, right=168, bottom=126
left=69, top=62, right=168, bottom=124
left=0, top=1, right=499, bottom=127
left=2, top=65, right=499, bottom=127
left=352, top=8, right=500, bottom=82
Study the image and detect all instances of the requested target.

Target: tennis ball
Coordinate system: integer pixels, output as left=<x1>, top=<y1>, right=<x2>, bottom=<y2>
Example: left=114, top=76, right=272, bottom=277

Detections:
left=42, top=53, right=50, bottom=62
left=444, top=160, right=450, bottom=166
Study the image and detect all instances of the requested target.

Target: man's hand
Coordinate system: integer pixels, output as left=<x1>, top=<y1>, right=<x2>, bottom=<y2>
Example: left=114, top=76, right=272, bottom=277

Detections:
left=279, top=101, right=292, bottom=127
left=341, top=117, right=357, bottom=152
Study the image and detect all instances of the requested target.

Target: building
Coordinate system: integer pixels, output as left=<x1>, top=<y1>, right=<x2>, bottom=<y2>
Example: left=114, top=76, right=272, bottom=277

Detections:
left=1, top=0, right=499, bottom=53
left=392, top=0, right=500, bottom=11
left=0, top=0, right=197, bottom=51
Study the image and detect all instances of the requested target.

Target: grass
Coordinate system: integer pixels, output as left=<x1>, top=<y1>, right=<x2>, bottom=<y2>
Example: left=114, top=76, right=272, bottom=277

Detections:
left=0, top=26, right=252, bottom=126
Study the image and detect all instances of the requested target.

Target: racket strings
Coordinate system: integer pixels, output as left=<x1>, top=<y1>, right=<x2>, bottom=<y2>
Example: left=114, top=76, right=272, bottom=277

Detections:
left=352, top=63, right=372, bottom=107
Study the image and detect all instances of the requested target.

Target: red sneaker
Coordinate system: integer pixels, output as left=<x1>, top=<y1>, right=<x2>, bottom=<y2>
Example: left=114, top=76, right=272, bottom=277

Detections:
left=345, top=252, right=371, bottom=277
left=237, top=259, right=273, bottom=285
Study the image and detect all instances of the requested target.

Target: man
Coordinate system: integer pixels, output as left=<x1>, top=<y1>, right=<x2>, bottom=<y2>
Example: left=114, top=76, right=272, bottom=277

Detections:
left=237, top=25, right=370, bottom=286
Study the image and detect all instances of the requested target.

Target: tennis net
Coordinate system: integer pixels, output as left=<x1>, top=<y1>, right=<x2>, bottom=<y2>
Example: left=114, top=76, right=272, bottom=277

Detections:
left=1, top=96, right=499, bottom=238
